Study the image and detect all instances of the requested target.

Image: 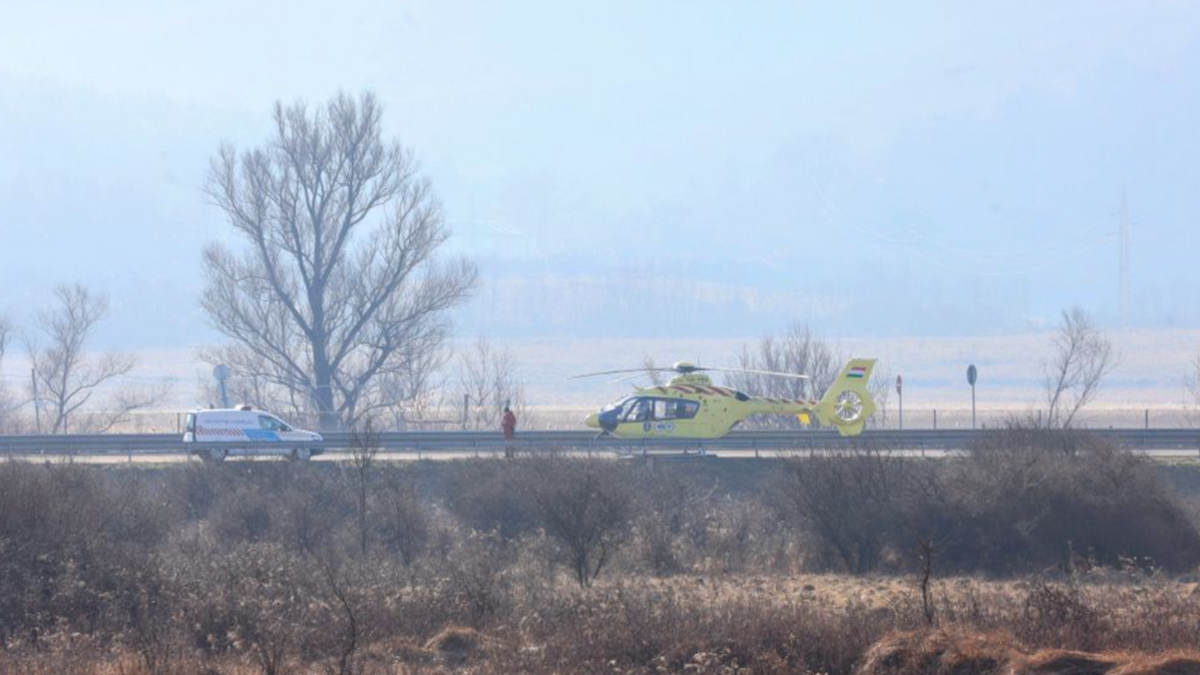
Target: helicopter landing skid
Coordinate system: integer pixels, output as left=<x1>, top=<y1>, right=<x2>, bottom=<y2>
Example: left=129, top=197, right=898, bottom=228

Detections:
left=611, top=445, right=711, bottom=459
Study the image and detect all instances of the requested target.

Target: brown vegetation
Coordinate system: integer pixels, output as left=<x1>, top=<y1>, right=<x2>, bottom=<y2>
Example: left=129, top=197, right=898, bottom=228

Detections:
left=856, top=629, right=1200, bottom=675
left=1, top=429, right=1200, bottom=673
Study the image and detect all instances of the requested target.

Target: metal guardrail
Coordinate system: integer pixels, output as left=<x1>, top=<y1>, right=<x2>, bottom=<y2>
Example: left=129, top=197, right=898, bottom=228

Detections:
left=1, top=428, right=1199, bottom=457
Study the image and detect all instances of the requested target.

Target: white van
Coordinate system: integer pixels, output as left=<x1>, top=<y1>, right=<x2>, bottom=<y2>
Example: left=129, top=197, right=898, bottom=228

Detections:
left=183, top=407, right=323, bottom=461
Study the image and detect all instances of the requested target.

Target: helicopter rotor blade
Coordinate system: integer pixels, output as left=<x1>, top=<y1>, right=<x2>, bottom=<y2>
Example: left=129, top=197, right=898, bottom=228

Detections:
left=568, top=368, right=677, bottom=380
left=700, top=367, right=811, bottom=380
left=608, top=372, right=649, bottom=384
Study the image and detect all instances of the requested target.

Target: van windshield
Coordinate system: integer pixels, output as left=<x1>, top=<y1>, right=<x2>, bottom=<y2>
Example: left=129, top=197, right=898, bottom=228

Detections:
left=185, top=413, right=195, bottom=433
left=258, top=416, right=291, bottom=432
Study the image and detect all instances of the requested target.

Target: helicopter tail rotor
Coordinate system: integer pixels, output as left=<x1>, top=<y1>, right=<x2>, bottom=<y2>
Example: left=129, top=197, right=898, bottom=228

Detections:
left=813, top=359, right=877, bottom=436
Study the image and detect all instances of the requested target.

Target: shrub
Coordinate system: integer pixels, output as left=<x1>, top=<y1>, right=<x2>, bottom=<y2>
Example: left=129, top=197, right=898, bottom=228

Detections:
left=951, top=425, right=1200, bottom=573
left=526, top=456, right=635, bottom=587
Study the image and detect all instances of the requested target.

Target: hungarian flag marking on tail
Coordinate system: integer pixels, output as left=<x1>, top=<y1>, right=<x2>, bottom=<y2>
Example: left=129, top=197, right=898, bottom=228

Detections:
left=847, top=365, right=868, bottom=379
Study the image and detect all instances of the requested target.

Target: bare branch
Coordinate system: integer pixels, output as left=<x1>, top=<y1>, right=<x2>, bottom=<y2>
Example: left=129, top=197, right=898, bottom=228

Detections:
left=454, top=338, right=528, bottom=432
left=730, top=323, right=838, bottom=429
left=641, top=356, right=665, bottom=387
left=0, top=314, right=19, bottom=433
left=1184, top=352, right=1200, bottom=428
left=1043, top=307, right=1116, bottom=429
left=0, top=314, right=9, bottom=365
left=89, top=381, right=173, bottom=434
left=26, top=284, right=147, bottom=434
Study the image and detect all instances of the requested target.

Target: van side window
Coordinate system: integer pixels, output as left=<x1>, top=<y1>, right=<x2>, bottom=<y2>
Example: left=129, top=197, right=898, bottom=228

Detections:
left=258, top=416, right=292, bottom=432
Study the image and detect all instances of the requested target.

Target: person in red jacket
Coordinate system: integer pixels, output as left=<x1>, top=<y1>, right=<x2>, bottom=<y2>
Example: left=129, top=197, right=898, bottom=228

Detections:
left=501, top=405, right=517, bottom=457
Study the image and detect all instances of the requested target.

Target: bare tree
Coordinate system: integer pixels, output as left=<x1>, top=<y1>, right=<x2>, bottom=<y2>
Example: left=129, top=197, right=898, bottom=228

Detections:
left=26, top=285, right=162, bottom=434
left=640, top=355, right=666, bottom=387
left=347, top=419, right=380, bottom=557
left=203, top=91, right=477, bottom=430
left=1184, top=352, right=1200, bottom=427
left=454, top=338, right=527, bottom=431
left=868, top=364, right=893, bottom=430
left=0, top=315, right=9, bottom=368
left=777, top=448, right=916, bottom=573
left=0, top=315, right=18, bottom=433
left=371, top=473, right=430, bottom=566
left=729, top=324, right=838, bottom=429
left=373, top=331, right=451, bottom=430
left=1043, top=307, right=1116, bottom=429
left=529, top=458, right=633, bottom=587
left=914, top=534, right=939, bottom=626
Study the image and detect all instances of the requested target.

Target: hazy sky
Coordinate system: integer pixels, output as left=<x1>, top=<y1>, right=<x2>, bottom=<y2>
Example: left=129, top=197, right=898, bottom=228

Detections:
left=1, top=0, right=1198, bottom=350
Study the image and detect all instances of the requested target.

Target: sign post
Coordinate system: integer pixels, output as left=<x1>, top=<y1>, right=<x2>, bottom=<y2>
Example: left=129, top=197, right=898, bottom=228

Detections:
left=966, top=364, right=978, bottom=429
left=895, top=375, right=903, bottom=430
left=213, top=364, right=231, bottom=409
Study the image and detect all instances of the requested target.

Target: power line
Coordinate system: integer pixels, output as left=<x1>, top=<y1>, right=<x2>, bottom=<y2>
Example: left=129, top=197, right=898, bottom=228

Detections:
left=813, top=189, right=1117, bottom=277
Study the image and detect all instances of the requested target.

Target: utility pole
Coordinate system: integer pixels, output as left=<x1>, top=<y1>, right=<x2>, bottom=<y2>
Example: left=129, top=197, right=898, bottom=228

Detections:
left=213, top=364, right=231, bottom=408
left=30, top=368, right=41, bottom=434
left=1119, top=189, right=1131, bottom=328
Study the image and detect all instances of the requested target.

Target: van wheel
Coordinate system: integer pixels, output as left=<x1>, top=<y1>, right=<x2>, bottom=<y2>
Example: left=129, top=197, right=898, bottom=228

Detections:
left=290, top=448, right=311, bottom=462
left=205, top=448, right=227, bottom=463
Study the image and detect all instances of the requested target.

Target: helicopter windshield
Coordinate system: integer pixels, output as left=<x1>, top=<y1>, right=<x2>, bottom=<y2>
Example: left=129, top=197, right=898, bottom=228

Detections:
left=601, top=397, right=633, bottom=414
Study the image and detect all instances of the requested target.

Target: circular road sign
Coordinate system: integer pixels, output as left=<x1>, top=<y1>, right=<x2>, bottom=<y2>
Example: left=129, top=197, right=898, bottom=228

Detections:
left=966, top=364, right=978, bottom=386
left=213, top=364, right=231, bottom=382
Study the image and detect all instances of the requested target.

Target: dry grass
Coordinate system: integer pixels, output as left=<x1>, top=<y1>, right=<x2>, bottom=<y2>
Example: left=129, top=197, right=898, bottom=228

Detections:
left=3, top=446, right=1200, bottom=675
left=855, top=629, right=1200, bottom=675
left=2, top=575, right=1200, bottom=674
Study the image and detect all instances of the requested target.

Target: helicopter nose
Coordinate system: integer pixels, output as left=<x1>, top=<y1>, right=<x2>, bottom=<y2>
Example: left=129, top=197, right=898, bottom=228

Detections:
left=584, top=413, right=600, bottom=429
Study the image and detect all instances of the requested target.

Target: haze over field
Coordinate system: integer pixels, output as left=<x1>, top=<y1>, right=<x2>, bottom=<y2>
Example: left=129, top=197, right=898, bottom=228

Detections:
left=1, top=0, right=1199, bottom=409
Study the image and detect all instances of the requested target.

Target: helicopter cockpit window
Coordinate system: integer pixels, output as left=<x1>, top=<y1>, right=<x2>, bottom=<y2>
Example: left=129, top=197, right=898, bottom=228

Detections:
left=653, top=399, right=669, bottom=420
left=622, top=398, right=652, bottom=422
left=651, top=398, right=699, bottom=420
left=668, top=400, right=699, bottom=419
left=676, top=400, right=700, bottom=419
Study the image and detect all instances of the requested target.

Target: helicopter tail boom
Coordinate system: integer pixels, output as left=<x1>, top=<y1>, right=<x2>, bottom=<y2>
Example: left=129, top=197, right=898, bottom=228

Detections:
left=813, top=359, right=877, bottom=436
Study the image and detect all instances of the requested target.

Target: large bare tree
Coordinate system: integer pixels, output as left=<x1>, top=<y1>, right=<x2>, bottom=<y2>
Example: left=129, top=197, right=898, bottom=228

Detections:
left=203, top=92, right=477, bottom=430
left=27, top=285, right=162, bottom=433
left=1043, top=307, right=1116, bottom=429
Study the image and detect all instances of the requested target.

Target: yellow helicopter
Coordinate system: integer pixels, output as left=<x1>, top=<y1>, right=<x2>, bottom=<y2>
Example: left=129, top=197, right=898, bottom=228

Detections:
left=575, top=359, right=877, bottom=439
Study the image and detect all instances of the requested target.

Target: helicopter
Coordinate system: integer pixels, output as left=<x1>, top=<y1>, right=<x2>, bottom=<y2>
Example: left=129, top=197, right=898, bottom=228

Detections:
left=573, top=359, right=877, bottom=439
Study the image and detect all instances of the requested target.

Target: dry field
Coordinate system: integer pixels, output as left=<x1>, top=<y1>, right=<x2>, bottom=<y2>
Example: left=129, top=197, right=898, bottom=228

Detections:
left=3, top=428, right=1200, bottom=674
left=3, top=573, right=1200, bottom=674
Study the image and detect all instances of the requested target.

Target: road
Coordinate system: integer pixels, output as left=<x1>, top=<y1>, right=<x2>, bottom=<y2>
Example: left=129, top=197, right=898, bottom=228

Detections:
left=2, top=428, right=1200, bottom=463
